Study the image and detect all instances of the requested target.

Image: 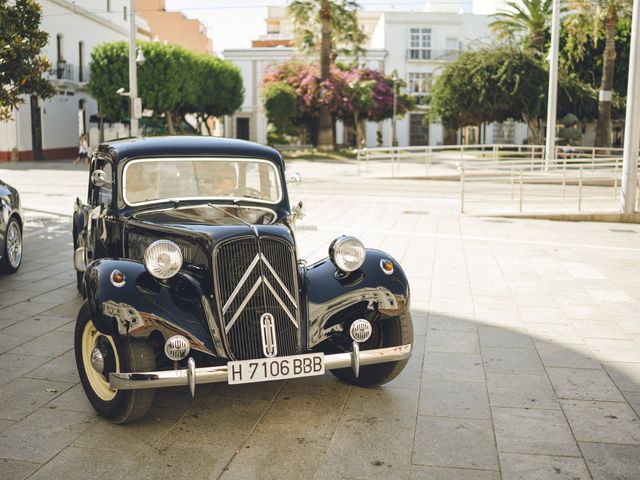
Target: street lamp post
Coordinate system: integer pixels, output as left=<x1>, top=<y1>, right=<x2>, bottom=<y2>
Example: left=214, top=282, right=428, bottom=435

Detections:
left=391, top=73, right=398, bottom=147
left=620, top=0, right=640, bottom=213
left=128, top=0, right=139, bottom=137
left=544, top=0, right=560, bottom=168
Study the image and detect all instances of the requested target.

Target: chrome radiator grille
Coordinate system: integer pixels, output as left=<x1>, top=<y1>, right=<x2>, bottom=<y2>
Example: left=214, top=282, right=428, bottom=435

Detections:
left=214, top=237, right=300, bottom=360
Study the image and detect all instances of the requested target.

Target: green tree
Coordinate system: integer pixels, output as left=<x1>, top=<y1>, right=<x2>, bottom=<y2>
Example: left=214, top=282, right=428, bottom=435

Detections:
left=88, top=42, right=131, bottom=124
left=0, top=0, right=55, bottom=121
left=428, top=46, right=597, bottom=144
left=138, top=42, right=189, bottom=133
left=289, top=0, right=366, bottom=149
left=89, top=41, right=243, bottom=135
left=343, top=79, right=375, bottom=149
left=561, top=16, right=630, bottom=102
left=262, top=82, right=298, bottom=143
left=565, top=0, right=632, bottom=147
left=490, top=0, right=552, bottom=53
left=182, top=55, right=244, bottom=135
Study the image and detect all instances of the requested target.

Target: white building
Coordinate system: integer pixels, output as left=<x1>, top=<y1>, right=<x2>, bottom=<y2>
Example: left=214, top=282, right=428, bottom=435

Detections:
left=0, top=0, right=149, bottom=161
left=223, top=2, right=529, bottom=148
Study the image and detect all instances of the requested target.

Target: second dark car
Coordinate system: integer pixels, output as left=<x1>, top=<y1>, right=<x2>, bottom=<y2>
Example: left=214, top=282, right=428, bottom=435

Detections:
left=0, top=178, right=23, bottom=274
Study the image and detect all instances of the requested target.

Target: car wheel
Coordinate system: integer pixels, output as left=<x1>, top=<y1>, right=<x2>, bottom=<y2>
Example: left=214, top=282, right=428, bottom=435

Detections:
left=74, top=300, right=155, bottom=423
left=1, top=217, right=22, bottom=274
left=331, top=314, right=413, bottom=387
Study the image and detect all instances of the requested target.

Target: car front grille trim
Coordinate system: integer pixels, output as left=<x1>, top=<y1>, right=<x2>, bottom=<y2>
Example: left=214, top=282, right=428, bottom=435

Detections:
left=213, top=237, right=300, bottom=361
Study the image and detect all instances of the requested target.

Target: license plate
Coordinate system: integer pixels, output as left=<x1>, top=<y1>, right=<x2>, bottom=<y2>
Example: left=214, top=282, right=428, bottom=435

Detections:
left=227, top=353, right=325, bottom=385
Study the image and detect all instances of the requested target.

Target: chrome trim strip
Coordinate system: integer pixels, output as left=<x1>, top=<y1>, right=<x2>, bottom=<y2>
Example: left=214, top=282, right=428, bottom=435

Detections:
left=221, top=253, right=261, bottom=315
left=260, top=312, right=278, bottom=358
left=224, top=277, right=263, bottom=334
left=122, top=157, right=284, bottom=207
left=109, top=343, right=412, bottom=390
left=260, top=253, right=297, bottom=307
left=200, top=296, right=227, bottom=358
left=263, top=277, right=298, bottom=328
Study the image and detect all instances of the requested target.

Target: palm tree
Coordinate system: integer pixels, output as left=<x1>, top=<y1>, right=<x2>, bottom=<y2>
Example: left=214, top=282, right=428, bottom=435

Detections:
left=565, top=0, right=631, bottom=148
left=490, top=0, right=553, bottom=53
left=289, top=0, right=365, bottom=149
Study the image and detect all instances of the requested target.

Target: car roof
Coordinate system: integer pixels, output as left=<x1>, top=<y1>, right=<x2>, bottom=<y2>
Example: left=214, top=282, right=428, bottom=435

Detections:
left=97, top=136, right=284, bottom=168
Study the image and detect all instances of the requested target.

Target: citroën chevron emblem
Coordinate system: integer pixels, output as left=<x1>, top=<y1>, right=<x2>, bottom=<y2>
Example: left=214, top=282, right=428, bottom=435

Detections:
left=222, top=253, right=298, bottom=334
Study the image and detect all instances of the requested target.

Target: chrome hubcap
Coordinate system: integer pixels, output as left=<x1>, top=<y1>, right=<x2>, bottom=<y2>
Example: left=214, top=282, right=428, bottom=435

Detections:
left=6, top=222, right=21, bottom=268
left=90, top=347, right=105, bottom=374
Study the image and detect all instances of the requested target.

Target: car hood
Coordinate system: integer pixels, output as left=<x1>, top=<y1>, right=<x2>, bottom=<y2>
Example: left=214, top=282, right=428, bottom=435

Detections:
left=126, top=204, right=294, bottom=246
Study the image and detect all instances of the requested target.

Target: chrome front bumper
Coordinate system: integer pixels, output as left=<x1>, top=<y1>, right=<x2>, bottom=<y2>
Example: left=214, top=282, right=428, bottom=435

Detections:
left=109, top=343, right=412, bottom=394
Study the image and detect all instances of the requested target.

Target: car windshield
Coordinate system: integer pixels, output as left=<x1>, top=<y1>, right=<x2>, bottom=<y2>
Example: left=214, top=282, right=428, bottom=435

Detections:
left=123, top=158, right=282, bottom=206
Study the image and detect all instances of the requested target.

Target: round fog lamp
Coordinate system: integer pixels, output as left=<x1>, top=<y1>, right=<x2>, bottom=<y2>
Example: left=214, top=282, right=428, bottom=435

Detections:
left=144, top=240, right=183, bottom=279
left=329, top=236, right=366, bottom=273
left=350, top=319, right=372, bottom=343
left=164, top=335, right=190, bottom=361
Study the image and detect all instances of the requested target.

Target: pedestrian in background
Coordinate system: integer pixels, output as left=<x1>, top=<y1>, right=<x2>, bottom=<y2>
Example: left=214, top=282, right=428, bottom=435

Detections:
left=74, top=133, right=89, bottom=165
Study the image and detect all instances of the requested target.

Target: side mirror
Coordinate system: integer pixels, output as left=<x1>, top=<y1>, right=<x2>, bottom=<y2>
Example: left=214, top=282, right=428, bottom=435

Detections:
left=292, top=201, right=305, bottom=221
left=286, top=171, right=302, bottom=184
left=91, top=169, right=110, bottom=187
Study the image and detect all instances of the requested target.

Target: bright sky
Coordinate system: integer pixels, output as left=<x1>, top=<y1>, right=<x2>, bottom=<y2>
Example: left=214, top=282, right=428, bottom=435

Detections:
left=164, top=0, right=499, bottom=54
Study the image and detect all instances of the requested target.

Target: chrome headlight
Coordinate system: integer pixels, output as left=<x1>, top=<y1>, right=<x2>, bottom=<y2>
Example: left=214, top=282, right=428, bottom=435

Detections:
left=329, top=236, right=366, bottom=273
left=144, top=240, right=183, bottom=279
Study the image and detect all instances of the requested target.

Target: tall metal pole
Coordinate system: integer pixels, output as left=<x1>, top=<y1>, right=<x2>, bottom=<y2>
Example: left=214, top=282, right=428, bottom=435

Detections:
left=620, top=0, right=640, bottom=213
left=544, top=0, right=560, bottom=168
left=128, top=0, right=139, bottom=137
left=392, top=75, right=397, bottom=147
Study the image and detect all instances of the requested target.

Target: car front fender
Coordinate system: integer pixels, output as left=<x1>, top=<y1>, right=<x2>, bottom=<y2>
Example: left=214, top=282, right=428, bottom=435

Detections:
left=303, top=249, right=411, bottom=348
left=84, top=259, right=226, bottom=358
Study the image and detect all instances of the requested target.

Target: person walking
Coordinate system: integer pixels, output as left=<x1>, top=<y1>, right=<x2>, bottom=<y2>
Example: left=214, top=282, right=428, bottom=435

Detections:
left=74, top=133, right=89, bottom=165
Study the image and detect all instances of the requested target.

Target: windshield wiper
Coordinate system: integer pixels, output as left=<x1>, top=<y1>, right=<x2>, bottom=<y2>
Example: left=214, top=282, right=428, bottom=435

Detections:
left=207, top=202, right=253, bottom=229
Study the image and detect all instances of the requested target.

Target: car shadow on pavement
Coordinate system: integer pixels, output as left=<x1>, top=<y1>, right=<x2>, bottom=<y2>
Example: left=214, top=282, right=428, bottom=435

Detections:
left=1, top=298, right=639, bottom=480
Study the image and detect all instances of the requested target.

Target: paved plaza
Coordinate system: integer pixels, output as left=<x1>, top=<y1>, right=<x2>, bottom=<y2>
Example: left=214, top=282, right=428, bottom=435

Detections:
left=0, top=159, right=640, bottom=479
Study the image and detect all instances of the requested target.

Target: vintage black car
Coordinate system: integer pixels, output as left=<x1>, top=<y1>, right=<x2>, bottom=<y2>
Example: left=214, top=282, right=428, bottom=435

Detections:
left=0, top=178, right=23, bottom=274
left=72, top=136, right=413, bottom=423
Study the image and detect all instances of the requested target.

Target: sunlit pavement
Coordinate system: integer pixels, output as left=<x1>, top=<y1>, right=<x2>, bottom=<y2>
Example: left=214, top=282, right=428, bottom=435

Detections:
left=1, top=159, right=639, bottom=480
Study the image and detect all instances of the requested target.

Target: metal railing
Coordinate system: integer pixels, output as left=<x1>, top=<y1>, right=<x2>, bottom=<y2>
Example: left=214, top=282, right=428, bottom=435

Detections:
left=406, top=48, right=461, bottom=61
left=355, top=144, right=637, bottom=214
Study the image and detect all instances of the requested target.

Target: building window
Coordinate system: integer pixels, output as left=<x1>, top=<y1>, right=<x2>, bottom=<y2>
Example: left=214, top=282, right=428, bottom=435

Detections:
left=123, top=5, right=128, bottom=21
left=410, top=113, right=429, bottom=146
left=408, top=28, right=431, bottom=60
left=407, top=72, right=432, bottom=105
left=267, top=22, right=280, bottom=34
left=56, top=34, right=64, bottom=79
left=78, top=41, right=84, bottom=82
left=445, top=37, right=459, bottom=50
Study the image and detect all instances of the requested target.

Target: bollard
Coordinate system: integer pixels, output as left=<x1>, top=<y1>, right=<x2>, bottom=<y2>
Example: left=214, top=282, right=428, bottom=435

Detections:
left=510, top=167, right=514, bottom=201
left=425, top=147, right=429, bottom=176
left=460, top=166, right=465, bottom=214
left=578, top=167, right=583, bottom=211
left=562, top=160, right=567, bottom=200
left=519, top=169, right=524, bottom=212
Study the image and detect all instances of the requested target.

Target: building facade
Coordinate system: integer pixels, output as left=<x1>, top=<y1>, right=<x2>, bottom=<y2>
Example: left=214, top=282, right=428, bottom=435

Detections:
left=137, top=0, right=212, bottom=54
left=0, top=0, right=149, bottom=161
left=224, top=2, right=529, bottom=148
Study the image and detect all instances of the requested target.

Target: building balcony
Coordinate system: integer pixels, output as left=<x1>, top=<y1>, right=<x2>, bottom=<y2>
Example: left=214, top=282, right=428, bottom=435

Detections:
left=258, top=33, right=293, bottom=41
left=406, top=49, right=460, bottom=61
left=48, top=62, right=90, bottom=84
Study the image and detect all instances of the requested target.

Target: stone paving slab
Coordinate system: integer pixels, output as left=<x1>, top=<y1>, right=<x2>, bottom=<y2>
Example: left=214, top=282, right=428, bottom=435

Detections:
left=1, top=162, right=640, bottom=478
